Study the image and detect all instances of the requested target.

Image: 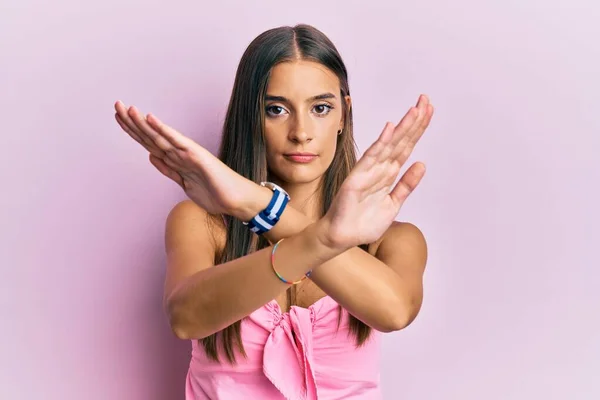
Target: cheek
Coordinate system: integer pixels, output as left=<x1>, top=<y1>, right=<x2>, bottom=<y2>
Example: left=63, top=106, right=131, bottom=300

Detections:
left=321, top=140, right=338, bottom=167
left=263, top=126, right=282, bottom=151
left=319, top=125, right=339, bottom=151
left=263, top=130, right=284, bottom=166
left=312, top=113, right=339, bottom=136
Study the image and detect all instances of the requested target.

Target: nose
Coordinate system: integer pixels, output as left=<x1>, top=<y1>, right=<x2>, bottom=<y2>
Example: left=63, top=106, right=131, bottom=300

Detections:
left=288, top=114, right=313, bottom=144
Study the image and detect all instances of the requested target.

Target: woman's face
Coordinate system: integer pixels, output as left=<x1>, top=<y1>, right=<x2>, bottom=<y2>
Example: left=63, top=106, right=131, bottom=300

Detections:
left=263, top=60, right=349, bottom=185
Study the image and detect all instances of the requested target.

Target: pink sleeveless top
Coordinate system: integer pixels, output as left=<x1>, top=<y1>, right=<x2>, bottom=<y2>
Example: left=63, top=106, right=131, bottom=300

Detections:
left=185, top=295, right=381, bottom=399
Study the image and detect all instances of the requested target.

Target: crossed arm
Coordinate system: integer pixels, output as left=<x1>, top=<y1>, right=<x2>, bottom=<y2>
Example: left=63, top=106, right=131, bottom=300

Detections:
left=249, top=186, right=428, bottom=331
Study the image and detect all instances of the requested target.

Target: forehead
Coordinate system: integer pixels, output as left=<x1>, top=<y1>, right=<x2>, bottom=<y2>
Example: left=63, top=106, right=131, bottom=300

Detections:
left=267, top=60, right=340, bottom=97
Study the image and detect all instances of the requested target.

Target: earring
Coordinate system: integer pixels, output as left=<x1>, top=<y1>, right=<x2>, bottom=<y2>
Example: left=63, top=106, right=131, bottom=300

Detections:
left=337, top=129, right=343, bottom=135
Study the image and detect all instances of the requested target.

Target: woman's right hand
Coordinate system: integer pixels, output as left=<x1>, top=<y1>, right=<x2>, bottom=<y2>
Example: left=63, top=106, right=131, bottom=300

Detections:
left=114, top=101, right=263, bottom=219
left=317, top=95, right=434, bottom=251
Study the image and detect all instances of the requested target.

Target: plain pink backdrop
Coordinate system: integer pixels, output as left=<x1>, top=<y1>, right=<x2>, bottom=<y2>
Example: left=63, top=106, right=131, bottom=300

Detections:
left=2, top=1, right=598, bottom=399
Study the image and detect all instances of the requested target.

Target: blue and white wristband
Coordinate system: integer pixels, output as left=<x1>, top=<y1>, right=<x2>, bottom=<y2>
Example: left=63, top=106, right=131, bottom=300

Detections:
left=243, top=182, right=290, bottom=235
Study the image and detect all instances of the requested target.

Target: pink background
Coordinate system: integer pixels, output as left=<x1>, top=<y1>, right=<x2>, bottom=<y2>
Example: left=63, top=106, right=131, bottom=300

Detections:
left=2, top=1, right=598, bottom=399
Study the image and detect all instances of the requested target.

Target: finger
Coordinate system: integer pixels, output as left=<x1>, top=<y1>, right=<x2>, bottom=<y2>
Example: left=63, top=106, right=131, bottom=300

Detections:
left=361, top=121, right=396, bottom=162
left=116, top=113, right=166, bottom=158
left=411, top=103, right=434, bottom=146
left=116, top=101, right=164, bottom=154
left=381, top=105, right=421, bottom=165
left=145, top=113, right=205, bottom=173
left=127, top=106, right=173, bottom=152
left=399, top=95, right=428, bottom=144
left=115, top=101, right=144, bottom=137
left=388, top=106, right=421, bottom=150
left=391, top=99, right=434, bottom=163
left=115, top=113, right=144, bottom=145
left=389, top=162, right=426, bottom=206
left=397, top=103, right=433, bottom=161
left=349, top=122, right=399, bottom=196
left=146, top=113, right=194, bottom=151
left=149, top=154, right=184, bottom=188
left=407, top=97, right=433, bottom=147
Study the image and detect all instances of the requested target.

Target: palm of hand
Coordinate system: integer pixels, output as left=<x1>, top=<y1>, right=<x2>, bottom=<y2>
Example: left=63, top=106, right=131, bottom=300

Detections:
left=324, top=96, right=433, bottom=248
left=327, top=174, right=403, bottom=247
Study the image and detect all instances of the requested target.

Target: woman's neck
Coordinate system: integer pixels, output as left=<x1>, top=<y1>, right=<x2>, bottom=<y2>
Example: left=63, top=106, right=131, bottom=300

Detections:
left=276, top=178, right=323, bottom=222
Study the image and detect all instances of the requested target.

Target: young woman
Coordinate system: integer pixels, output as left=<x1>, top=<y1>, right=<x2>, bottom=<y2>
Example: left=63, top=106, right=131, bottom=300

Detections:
left=115, top=24, right=433, bottom=400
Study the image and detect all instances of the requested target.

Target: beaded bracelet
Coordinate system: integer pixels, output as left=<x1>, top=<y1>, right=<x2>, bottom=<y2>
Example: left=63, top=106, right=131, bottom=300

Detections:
left=270, top=238, right=312, bottom=284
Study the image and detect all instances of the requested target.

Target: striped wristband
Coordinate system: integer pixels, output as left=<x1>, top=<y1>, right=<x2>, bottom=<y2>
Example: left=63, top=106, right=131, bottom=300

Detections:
left=242, top=182, right=290, bottom=235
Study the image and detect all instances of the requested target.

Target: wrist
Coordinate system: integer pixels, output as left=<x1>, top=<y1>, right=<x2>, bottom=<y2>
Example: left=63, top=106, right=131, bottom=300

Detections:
left=233, top=183, right=273, bottom=222
left=307, top=218, right=349, bottom=261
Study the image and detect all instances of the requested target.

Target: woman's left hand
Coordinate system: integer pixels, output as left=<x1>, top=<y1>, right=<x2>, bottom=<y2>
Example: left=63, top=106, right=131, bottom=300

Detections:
left=317, top=94, right=434, bottom=250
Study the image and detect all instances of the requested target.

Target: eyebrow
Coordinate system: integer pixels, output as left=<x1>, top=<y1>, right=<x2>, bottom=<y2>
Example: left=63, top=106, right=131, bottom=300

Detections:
left=265, top=92, right=337, bottom=103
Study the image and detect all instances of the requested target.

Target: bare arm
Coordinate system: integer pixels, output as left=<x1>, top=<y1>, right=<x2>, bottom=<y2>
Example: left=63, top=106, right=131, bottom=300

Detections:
left=163, top=200, right=342, bottom=340
left=245, top=188, right=427, bottom=332
left=114, top=94, right=433, bottom=339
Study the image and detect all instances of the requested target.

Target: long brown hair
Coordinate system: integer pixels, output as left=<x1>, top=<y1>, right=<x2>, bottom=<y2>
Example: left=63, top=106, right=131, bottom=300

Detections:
left=201, top=24, right=372, bottom=363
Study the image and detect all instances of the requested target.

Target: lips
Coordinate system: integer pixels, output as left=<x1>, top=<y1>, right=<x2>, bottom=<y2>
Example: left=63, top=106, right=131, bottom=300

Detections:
left=284, top=153, right=318, bottom=163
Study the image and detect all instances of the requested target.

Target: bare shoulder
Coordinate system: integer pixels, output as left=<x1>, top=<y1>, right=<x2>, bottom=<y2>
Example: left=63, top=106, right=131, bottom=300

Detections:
left=165, top=200, right=225, bottom=251
left=163, top=200, right=226, bottom=304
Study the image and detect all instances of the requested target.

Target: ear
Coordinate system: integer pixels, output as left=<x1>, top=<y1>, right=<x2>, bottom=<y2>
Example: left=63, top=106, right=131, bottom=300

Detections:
left=340, top=95, right=352, bottom=129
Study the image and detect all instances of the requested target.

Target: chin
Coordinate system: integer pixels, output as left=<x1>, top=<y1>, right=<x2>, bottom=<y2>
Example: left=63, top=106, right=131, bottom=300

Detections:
left=273, top=164, right=325, bottom=185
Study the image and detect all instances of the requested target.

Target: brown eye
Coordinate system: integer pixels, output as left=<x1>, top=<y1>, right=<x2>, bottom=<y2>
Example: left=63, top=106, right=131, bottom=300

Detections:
left=266, top=105, right=287, bottom=116
left=313, top=104, right=333, bottom=115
